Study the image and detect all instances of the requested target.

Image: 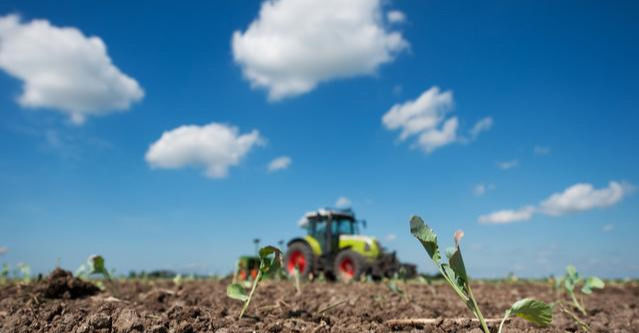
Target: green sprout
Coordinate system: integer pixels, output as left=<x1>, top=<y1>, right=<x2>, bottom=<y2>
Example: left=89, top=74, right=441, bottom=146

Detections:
left=227, top=246, right=282, bottom=319
left=1, top=263, right=9, bottom=284
left=76, top=255, right=112, bottom=280
left=410, top=216, right=552, bottom=333
left=498, top=298, right=553, bottom=333
left=558, top=265, right=604, bottom=315
left=75, top=255, right=121, bottom=296
left=16, top=263, right=31, bottom=283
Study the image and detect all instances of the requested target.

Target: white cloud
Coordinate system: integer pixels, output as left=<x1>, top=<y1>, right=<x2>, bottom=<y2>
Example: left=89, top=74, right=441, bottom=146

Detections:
left=0, top=246, right=7, bottom=255
left=473, top=183, right=495, bottom=196
left=469, top=117, right=493, bottom=139
left=385, top=233, right=397, bottom=242
left=602, top=224, right=614, bottom=232
left=267, top=155, right=292, bottom=172
left=534, top=145, right=551, bottom=155
left=145, top=123, right=264, bottom=178
left=335, top=196, right=351, bottom=208
left=417, top=117, right=459, bottom=153
left=497, top=160, right=518, bottom=170
left=387, top=10, right=406, bottom=24
left=382, top=86, right=459, bottom=153
left=478, top=206, right=535, bottom=224
left=383, top=87, right=492, bottom=153
left=539, top=181, right=633, bottom=216
left=479, top=181, right=633, bottom=224
left=232, top=0, right=408, bottom=100
left=0, top=15, right=144, bottom=124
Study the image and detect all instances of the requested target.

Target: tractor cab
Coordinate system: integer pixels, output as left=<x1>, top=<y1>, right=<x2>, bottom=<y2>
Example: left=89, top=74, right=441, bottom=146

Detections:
left=303, top=209, right=361, bottom=255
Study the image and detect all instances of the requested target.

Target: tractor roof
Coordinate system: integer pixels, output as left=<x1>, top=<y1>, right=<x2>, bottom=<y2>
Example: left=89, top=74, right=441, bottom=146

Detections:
left=298, top=208, right=356, bottom=227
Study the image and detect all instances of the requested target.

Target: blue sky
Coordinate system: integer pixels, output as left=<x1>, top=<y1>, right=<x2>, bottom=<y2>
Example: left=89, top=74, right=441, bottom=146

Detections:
left=0, top=0, right=637, bottom=278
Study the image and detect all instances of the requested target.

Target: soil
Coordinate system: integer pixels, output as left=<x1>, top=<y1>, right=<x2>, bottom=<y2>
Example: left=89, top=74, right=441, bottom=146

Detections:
left=1, top=270, right=638, bottom=332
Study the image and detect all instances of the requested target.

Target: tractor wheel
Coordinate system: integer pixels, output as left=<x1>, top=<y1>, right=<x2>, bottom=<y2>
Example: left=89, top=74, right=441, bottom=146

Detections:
left=334, top=250, right=365, bottom=282
left=284, top=242, right=313, bottom=279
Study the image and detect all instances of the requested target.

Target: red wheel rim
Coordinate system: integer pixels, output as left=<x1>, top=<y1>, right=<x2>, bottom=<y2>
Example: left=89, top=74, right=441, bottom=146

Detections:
left=339, top=257, right=355, bottom=279
left=287, top=250, right=306, bottom=273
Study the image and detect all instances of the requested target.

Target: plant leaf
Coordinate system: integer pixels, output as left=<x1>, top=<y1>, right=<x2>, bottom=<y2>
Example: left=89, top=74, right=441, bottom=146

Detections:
left=508, top=298, right=553, bottom=327
left=258, top=246, right=282, bottom=274
left=89, top=255, right=108, bottom=276
left=581, top=277, right=605, bottom=294
left=409, top=216, right=441, bottom=264
left=447, top=236, right=468, bottom=285
left=441, top=263, right=469, bottom=302
left=227, top=283, right=249, bottom=301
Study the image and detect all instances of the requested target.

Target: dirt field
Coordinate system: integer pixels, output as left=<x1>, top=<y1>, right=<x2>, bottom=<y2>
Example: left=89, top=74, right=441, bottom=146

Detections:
left=1, top=269, right=637, bottom=332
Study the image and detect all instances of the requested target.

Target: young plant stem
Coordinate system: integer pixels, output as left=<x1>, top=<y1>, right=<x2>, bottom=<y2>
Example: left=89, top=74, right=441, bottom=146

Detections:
left=435, top=265, right=488, bottom=333
left=570, top=292, right=587, bottom=315
left=294, top=267, right=301, bottom=295
left=467, top=284, right=490, bottom=333
left=498, top=310, right=512, bottom=333
left=559, top=302, right=589, bottom=332
left=239, top=270, right=262, bottom=319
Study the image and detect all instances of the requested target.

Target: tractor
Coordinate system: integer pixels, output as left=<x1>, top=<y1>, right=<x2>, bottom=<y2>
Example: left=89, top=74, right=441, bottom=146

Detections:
left=284, top=208, right=416, bottom=281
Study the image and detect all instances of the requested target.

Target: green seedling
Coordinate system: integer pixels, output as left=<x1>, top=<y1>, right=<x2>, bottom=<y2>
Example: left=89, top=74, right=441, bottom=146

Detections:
left=76, top=255, right=112, bottom=280
left=498, top=298, right=553, bottom=333
left=557, top=265, right=604, bottom=315
left=1, top=263, right=9, bottom=284
left=227, top=246, right=282, bottom=319
left=410, top=216, right=552, bottom=333
left=76, top=255, right=120, bottom=296
left=293, top=266, right=302, bottom=295
left=173, top=273, right=183, bottom=286
left=16, top=263, right=31, bottom=283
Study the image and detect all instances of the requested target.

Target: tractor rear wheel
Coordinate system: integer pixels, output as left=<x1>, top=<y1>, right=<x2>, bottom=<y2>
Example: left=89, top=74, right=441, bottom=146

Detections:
left=284, top=242, right=313, bottom=279
left=334, top=250, right=365, bottom=282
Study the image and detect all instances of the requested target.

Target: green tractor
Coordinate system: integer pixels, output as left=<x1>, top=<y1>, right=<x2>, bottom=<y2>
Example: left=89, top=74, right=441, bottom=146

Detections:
left=284, top=208, right=416, bottom=281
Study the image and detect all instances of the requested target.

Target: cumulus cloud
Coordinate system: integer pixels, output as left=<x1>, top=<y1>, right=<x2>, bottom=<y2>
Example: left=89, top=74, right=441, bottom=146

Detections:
left=387, top=10, right=406, bottom=24
left=382, top=87, right=456, bottom=153
left=539, top=181, right=633, bottom=216
left=497, top=160, right=518, bottom=170
left=385, top=233, right=397, bottom=242
left=479, top=206, right=535, bottom=224
left=335, top=196, right=351, bottom=208
left=0, top=246, right=7, bottom=255
left=469, top=117, right=493, bottom=139
left=267, top=156, right=292, bottom=172
left=478, top=181, right=633, bottom=224
left=232, top=0, right=408, bottom=100
left=0, top=15, right=144, bottom=124
left=602, top=224, right=614, bottom=232
left=382, top=87, right=491, bottom=153
left=145, top=123, right=264, bottom=178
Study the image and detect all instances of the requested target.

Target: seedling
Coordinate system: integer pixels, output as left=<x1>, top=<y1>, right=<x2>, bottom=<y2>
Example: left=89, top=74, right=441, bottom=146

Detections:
left=293, top=266, right=302, bottom=295
left=410, top=216, right=552, bottom=333
left=557, top=265, right=604, bottom=315
left=76, top=255, right=112, bottom=280
left=1, top=263, right=9, bottom=284
left=16, top=263, right=31, bottom=283
left=227, top=246, right=282, bottom=319
left=75, top=255, right=120, bottom=297
left=498, top=298, right=553, bottom=333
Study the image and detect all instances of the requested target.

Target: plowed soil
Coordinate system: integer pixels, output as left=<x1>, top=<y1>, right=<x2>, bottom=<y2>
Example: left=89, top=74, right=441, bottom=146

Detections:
left=1, top=270, right=637, bottom=332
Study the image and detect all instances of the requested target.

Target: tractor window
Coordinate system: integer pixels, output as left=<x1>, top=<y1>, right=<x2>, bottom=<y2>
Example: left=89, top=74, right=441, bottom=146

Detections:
left=312, top=220, right=327, bottom=239
left=333, top=218, right=357, bottom=235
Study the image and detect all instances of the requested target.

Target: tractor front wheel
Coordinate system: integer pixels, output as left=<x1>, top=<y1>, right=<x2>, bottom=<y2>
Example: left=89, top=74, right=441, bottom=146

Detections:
left=334, top=250, right=365, bottom=282
left=284, top=242, right=313, bottom=279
